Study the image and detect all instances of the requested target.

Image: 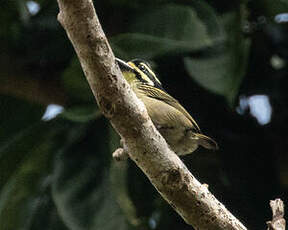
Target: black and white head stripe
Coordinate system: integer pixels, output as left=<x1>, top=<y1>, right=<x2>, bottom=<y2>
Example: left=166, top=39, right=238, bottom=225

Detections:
left=115, top=58, right=135, bottom=72
left=128, top=59, right=163, bottom=89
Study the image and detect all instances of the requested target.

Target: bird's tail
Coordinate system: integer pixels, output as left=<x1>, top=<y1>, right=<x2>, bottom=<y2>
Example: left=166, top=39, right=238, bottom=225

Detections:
left=195, top=133, right=218, bottom=150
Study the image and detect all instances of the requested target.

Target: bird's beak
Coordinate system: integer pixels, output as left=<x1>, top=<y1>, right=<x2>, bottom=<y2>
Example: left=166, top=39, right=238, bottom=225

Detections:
left=116, top=58, right=134, bottom=72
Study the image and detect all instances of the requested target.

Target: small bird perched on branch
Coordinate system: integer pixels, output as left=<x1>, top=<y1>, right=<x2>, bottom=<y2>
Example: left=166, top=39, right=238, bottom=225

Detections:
left=115, top=58, right=218, bottom=158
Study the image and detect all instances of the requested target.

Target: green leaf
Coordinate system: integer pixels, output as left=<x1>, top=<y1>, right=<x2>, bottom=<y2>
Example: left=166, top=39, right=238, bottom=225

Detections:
left=112, top=33, right=209, bottom=60
left=0, top=121, right=64, bottom=230
left=0, top=123, right=46, bottom=189
left=111, top=4, right=224, bottom=59
left=62, top=57, right=94, bottom=103
left=23, top=182, right=69, bottom=230
left=184, top=10, right=251, bottom=104
left=0, top=97, right=47, bottom=190
left=109, top=128, right=142, bottom=227
left=0, top=96, right=44, bottom=144
left=255, top=0, right=288, bottom=17
left=52, top=120, right=130, bottom=230
left=0, top=1, right=21, bottom=46
left=60, top=105, right=101, bottom=123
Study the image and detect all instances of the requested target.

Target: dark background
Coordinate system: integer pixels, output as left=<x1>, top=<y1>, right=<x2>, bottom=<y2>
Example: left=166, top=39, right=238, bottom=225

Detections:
left=0, top=0, right=287, bottom=229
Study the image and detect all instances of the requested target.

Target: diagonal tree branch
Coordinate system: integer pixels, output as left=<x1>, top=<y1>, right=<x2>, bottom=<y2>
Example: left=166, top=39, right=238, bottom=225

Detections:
left=56, top=0, right=247, bottom=229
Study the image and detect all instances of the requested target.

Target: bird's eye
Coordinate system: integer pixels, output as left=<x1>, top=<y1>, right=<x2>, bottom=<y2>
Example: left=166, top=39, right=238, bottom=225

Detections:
left=139, top=64, right=146, bottom=72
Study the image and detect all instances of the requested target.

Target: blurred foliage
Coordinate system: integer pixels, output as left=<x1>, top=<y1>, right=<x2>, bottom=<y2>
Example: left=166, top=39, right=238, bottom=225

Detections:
left=0, top=0, right=288, bottom=229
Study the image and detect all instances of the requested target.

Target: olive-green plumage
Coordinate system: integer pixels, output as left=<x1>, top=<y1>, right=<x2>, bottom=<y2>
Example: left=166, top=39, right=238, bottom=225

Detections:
left=116, top=58, right=218, bottom=155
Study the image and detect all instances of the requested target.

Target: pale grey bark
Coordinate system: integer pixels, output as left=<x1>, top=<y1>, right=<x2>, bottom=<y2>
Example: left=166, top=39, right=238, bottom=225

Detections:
left=56, top=0, right=247, bottom=229
left=267, top=199, right=286, bottom=230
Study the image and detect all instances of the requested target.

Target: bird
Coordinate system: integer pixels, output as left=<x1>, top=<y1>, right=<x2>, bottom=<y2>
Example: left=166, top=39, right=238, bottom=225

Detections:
left=116, top=58, right=218, bottom=156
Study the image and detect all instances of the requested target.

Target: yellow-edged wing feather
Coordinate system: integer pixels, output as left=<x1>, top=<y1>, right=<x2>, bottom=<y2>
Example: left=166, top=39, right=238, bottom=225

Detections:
left=137, top=84, right=201, bottom=133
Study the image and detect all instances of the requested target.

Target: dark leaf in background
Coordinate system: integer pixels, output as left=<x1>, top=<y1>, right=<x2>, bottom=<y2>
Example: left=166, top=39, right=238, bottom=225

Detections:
left=252, top=0, right=288, bottom=17
left=111, top=4, right=224, bottom=59
left=60, top=105, right=101, bottom=123
left=0, top=96, right=44, bottom=143
left=0, top=119, right=65, bottom=230
left=52, top=120, right=131, bottom=230
left=0, top=1, right=22, bottom=49
left=109, top=128, right=141, bottom=228
left=61, top=57, right=94, bottom=104
left=23, top=179, right=69, bottom=230
left=0, top=96, right=45, bottom=189
left=185, top=10, right=251, bottom=104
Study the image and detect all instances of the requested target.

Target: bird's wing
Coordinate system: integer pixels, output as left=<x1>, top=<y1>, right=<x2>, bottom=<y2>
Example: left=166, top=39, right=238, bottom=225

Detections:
left=137, top=84, right=201, bottom=133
